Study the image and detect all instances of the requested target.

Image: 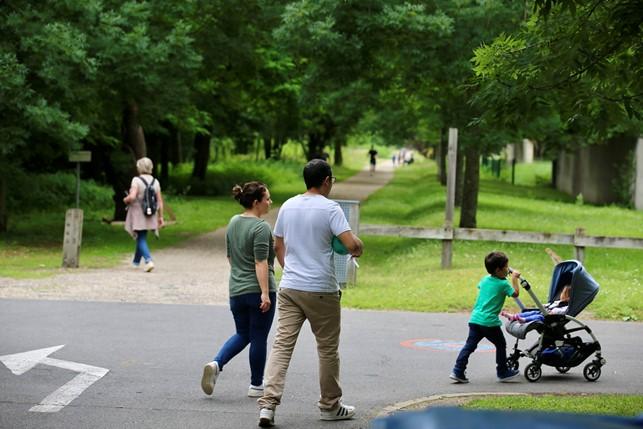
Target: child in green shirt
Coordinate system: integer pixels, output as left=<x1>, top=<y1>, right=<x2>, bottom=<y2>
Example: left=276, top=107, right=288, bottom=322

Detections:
left=450, top=251, right=521, bottom=383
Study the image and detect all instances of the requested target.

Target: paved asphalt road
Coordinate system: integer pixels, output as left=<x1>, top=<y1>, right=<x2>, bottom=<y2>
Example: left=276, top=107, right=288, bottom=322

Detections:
left=1, top=299, right=641, bottom=429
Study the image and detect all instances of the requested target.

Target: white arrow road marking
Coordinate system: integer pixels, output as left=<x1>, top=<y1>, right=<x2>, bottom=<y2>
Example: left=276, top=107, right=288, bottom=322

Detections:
left=0, top=345, right=65, bottom=375
left=0, top=345, right=109, bottom=413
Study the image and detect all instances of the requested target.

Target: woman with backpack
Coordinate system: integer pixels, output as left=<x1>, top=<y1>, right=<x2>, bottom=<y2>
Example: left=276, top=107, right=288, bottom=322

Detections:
left=123, top=157, right=164, bottom=272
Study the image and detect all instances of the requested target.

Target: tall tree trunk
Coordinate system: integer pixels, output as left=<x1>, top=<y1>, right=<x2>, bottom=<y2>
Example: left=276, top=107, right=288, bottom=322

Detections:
left=438, top=127, right=447, bottom=185
left=146, top=132, right=162, bottom=176
left=551, top=158, right=558, bottom=188
left=171, top=129, right=182, bottom=165
left=273, top=137, right=285, bottom=160
left=105, top=146, right=136, bottom=222
left=111, top=100, right=146, bottom=221
left=192, top=132, right=210, bottom=180
left=307, top=132, right=323, bottom=160
left=159, top=124, right=173, bottom=186
left=334, top=137, right=343, bottom=166
left=0, top=175, right=7, bottom=232
left=122, top=101, right=146, bottom=159
left=459, top=146, right=480, bottom=228
left=263, top=136, right=272, bottom=159
left=454, top=146, right=464, bottom=207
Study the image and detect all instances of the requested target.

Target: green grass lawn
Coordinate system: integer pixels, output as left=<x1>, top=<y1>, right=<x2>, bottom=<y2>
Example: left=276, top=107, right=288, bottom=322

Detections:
left=2, top=152, right=642, bottom=321
left=0, top=147, right=366, bottom=279
left=343, top=157, right=643, bottom=321
left=465, top=393, right=643, bottom=417
left=0, top=195, right=241, bottom=279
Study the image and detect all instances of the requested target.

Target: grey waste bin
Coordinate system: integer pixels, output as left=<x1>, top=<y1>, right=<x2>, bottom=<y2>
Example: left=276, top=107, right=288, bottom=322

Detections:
left=333, top=199, right=360, bottom=288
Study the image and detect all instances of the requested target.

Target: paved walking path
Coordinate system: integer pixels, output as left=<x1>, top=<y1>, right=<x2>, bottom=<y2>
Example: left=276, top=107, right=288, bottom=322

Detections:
left=1, top=162, right=642, bottom=429
left=0, top=163, right=394, bottom=305
left=1, top=299, right=641, bottom=429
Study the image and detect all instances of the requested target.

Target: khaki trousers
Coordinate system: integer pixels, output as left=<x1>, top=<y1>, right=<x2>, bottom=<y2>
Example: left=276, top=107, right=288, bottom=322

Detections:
left=258, top=287, right=342, bottom=411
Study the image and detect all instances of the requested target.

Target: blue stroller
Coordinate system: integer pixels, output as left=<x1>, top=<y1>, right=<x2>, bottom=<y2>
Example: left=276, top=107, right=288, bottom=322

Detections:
left=505, top=260, right=607, bottom=382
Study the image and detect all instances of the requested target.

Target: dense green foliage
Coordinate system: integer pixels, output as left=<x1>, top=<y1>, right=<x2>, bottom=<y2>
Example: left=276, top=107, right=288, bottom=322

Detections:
left=1, top=1, right=640, bottom=239
left=472, top=0, right=641, bottom=142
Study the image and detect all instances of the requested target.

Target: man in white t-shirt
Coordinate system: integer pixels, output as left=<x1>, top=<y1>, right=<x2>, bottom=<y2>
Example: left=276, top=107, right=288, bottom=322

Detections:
left=258, top=159, right=363, bottom=427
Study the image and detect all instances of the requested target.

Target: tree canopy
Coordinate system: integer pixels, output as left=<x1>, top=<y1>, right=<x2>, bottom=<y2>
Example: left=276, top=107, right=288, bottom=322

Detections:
left=1, top=0, right=640, bottom=230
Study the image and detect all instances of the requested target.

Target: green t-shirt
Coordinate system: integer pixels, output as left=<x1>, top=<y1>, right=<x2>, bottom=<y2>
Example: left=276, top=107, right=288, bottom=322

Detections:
left=226, top=215, right=277, bottom=297
left=469, top=275, right=515, bottom=327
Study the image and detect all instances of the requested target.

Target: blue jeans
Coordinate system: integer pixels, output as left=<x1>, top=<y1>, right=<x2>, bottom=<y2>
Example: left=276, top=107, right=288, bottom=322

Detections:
left=214, top=292, right=276, bottom=387
left=133, top=230, right=152, bottom=265
left=454, top=323, right=509, bottom=376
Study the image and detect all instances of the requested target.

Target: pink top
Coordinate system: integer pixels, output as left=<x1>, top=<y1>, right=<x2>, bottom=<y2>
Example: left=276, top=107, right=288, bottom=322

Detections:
left=124, top=174, right=161, bottom=238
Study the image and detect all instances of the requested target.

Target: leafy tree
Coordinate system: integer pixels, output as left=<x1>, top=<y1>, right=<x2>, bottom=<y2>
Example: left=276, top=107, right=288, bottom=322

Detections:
left=274, top=0, right=454, bottom=163
left=472, top=0, right=642, bottom=140
left=1, top=0, right=202, bottom=222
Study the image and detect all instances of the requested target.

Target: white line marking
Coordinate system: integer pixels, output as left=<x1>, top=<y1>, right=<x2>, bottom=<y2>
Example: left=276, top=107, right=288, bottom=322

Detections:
left=0, top=345, right=65, bottom=375
left=0, top=345, right=109, bottom=413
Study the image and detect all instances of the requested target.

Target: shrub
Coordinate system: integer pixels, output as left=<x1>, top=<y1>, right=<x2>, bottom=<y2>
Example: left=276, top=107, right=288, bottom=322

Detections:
left=8, top=172, right=113, bottom=212
left=169, top=160, right=302, bottom=197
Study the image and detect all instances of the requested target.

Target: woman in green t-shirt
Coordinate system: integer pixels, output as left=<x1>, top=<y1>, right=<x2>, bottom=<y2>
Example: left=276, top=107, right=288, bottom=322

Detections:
left=201, top=182, right=277, bottom=398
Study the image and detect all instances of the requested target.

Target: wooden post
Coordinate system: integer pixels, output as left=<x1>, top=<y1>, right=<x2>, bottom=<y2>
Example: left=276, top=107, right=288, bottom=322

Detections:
left=62, top=208, right=83, bottom=268
left=574, top=227, right=586, bottom=263
left=442, top=128, right=458, bottom=269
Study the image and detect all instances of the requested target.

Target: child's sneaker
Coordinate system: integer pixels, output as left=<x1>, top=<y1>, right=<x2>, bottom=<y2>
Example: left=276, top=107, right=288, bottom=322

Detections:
left=144, top=260, right=155, bottom=272
left=320, top=401, right=356, bottom=421
left=258, top=408, right=275, bottom=427
left=201, top=361, right=219, bottom=395
left=498, top=368, right=520, bottom=382
left=449, top=370, right=469, bottom=383
left=248, top=384, right=264, bottom=398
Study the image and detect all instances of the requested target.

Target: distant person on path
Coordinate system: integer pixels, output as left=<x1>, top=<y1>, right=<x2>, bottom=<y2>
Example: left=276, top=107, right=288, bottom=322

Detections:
left=368, top=145, right=378, bottom=174
left=404, top=150, right=414, bottom=165
left=201, top=182, right=277, bottom=399
left=257, top=159, right=364, bottom=427
left=123, top=157, right=164, bottom=272
left=449, top=251, right=521, bottom=383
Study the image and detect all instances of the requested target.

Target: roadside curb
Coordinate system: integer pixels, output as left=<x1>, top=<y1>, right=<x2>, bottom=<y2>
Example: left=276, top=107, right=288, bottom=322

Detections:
left=376, top=391, right=529, bottom=417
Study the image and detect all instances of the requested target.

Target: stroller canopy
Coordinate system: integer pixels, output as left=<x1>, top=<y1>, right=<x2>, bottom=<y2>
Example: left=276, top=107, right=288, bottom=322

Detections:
left=549, top=260, right=599, bottom=317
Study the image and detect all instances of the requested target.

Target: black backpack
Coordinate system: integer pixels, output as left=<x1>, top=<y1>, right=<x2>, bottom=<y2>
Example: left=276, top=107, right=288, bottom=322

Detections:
left=138, top=176, right=158, bottom=217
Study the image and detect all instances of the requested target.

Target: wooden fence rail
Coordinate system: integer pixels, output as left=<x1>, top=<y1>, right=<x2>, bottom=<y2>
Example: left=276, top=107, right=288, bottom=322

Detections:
left=360, top=224, right=643, bottom=263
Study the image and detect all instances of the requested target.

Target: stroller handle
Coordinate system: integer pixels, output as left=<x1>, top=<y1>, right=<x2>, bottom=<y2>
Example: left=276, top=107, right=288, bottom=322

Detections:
left=508, top=268, right=548, bottom=314
left=508, top=268, right=530, bottom=288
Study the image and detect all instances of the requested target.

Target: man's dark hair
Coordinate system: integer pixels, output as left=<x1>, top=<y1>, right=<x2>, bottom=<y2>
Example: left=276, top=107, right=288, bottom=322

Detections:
left=484, top=251, right=508, bottom=275
left=303, top=159, right=332, bottom=189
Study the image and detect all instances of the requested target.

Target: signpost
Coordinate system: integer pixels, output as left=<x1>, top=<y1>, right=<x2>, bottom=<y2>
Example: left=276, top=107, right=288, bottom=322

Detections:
left=441, top=128, right=457, bottom=269
left=63, top=151, right=91, bottom=268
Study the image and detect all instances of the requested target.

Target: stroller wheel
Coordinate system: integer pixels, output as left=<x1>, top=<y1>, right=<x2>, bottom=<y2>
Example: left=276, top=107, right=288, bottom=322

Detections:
left=555, top=366, right=570, bottom=374
left=524, top=363, right=542, bottom=382
left=583, top=362, right=601, bottom=382
left=507, top=358, right=519, bottom=371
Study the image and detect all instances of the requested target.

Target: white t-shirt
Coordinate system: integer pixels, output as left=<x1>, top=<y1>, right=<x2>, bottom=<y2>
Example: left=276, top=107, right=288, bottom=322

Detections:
left=274, top=194, right=351, bottom=292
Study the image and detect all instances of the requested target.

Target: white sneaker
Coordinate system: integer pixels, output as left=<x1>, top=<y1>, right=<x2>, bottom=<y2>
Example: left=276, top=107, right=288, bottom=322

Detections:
left=144, top=261, right=155, bottom=272
left=320, top=401, right=355, bottom=421
left=201, top=361, right=219, bottom=395
left=248, top=384, right=264, bottom=398
left=258, top=408, right=275, bottom=427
